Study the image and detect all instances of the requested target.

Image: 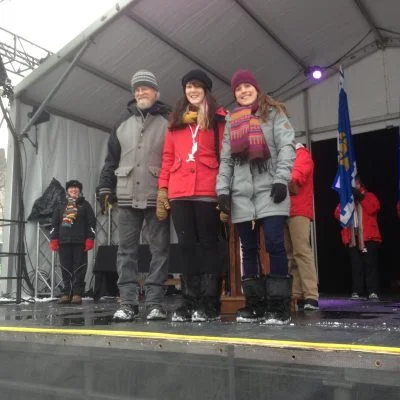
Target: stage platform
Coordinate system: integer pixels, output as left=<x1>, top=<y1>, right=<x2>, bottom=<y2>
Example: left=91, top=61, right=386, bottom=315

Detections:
left=0, top=296, right=399, bottom=399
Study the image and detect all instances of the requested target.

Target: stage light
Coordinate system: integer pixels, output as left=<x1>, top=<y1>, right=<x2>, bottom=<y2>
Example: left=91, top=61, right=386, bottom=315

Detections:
left=305, top=66, right=324, bottom=81
left=312, top=69, right=322, bottom=79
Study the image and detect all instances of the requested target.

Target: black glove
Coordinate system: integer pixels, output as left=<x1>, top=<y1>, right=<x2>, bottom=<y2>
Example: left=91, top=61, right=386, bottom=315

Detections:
left=352, top=188, right=365, bottom=202
left=217, top=194, right=231, bottom=215
left=270, top=183, right=287, bottom=204
left=99, top=192, right=117, bottom=214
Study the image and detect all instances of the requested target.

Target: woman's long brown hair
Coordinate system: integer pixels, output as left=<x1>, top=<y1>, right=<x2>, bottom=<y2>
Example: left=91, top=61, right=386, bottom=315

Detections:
left=169, top=81, right=218, bottom=130
left=257, top=92, right=289, bottom=122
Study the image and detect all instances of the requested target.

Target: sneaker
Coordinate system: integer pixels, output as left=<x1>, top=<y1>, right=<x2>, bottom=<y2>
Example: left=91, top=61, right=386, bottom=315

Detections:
left=112, top=304, right=139, bottom=322
left=303, top=299, right=319, bottom=311
left=146, top=306, right=167, bottom=321
left=351, top=292, right=361, bottom=300
left=368, top=293, right=379, bottom=301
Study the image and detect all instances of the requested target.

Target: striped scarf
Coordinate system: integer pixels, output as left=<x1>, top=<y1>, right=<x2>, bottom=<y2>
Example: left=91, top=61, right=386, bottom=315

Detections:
left=62, top=197, right=78, bottom=228
left=230, top=106, right=270, bottom=170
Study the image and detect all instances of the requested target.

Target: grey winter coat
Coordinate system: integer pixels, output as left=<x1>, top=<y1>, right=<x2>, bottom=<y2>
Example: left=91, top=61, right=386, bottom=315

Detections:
left=98, top=100, right=169, bottom=209
left=216, top=108, right=296, bottom=223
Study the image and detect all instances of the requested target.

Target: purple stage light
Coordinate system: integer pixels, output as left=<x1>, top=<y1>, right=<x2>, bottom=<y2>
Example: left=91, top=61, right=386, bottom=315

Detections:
left=312, top=69, right=322, bottom=80
left=305, top=66, right=324, bottom=81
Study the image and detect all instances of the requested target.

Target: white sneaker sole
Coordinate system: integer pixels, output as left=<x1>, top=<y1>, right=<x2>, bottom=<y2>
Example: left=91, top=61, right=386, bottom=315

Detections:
left=303, top=305, right=319, bottom=311
left=146, top=310, right=167, bottom=321
left=236, top=316, right=264, bottom=323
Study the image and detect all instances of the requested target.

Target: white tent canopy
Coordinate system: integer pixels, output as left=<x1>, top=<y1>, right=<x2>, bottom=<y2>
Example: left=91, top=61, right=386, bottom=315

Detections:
left=3, top=0, right=400, bottom=298
left=13, top=0, right=400, bottom=133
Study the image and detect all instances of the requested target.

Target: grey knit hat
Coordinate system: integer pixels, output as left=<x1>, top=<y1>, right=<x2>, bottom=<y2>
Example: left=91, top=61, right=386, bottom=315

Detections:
left=131, top=70, right=159, bottom=92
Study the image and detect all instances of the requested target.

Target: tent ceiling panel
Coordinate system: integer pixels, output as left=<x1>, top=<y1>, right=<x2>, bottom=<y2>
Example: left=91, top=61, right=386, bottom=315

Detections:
left=13, top=0, right=400, bottom=133
left=240, top=0, right=371, bottom=67
left=130, top=0, right=301, bottom=93
left=363, top=0, right=400, bottom=35
left=20, top=65, right=130, bottom=131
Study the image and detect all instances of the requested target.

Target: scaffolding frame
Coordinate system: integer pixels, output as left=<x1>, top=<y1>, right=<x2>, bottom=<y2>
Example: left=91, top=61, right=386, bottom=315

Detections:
left=34, top=222, right=62, bottom=299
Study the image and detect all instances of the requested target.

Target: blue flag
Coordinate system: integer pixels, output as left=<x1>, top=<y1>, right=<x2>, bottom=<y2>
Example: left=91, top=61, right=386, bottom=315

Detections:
left=332, top=66, right=357, bottom=227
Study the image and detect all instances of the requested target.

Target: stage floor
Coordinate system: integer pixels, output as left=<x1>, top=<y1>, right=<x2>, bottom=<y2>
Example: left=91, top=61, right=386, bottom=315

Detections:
left=0, top=296, right=399, bottom=400
left=0, top=295, right=399, bottom=349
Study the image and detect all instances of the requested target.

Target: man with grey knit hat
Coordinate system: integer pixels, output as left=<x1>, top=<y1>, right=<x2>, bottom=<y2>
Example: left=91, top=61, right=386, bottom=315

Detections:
left=97, top=70, right=170, bottom=322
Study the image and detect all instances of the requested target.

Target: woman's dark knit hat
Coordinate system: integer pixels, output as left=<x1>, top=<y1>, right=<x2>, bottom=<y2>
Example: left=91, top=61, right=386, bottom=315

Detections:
left=66, top=180, right=83, bottom=191
left=182, top=69, right=213, bottom=91
left=231, top=69, right=260, bottom=93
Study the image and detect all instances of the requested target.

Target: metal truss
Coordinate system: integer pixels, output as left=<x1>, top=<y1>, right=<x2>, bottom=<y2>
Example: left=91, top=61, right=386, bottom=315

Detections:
left=0, top=27, right=52, bottom=79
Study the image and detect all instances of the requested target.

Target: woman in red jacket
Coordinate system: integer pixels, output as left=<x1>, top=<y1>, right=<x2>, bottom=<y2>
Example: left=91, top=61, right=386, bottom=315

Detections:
left=157, top=69, right=226, bottom=322
left=334, top=175, right=381, bottom=300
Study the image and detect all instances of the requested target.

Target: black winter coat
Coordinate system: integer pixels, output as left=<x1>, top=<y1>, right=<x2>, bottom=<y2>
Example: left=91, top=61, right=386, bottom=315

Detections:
left=50, top=196, right=96, bottom=244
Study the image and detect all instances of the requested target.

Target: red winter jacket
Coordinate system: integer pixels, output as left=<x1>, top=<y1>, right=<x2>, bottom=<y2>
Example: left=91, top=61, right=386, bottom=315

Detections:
left=334, top=190, right=382, bottom=245
left=158, top=108, right=226, bottom=199
left=289, top=146, right=314, bottom=219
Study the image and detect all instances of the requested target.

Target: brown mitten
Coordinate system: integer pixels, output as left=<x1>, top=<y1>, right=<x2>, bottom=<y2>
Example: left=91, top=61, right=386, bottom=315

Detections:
left=220, top=211, right=229, bottom=223
left=156, top=188, right=170, bottom=221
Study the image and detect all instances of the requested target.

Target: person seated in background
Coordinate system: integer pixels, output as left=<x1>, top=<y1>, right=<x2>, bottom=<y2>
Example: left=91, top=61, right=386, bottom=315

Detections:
left=334, top=175, right=381, bottom=301
left=50, top=180, right=96, bottom=305
left=285, top=143, right=319, bottom=311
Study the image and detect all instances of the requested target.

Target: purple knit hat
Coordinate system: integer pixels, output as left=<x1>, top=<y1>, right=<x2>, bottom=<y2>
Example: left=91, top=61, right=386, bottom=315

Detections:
left=231, top=69, right=260, bottom=93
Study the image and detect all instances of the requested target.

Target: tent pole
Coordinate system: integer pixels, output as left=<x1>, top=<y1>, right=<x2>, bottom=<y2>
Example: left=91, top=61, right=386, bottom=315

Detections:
left=19, top=40, right=91, bottom=138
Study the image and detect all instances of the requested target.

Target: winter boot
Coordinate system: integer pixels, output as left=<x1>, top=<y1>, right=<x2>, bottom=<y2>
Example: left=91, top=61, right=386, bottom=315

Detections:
left=59, top=295, right=71, bottom=304
left=192, top=274, right=221, bottom=322
left=236, top=275, right=265, bottom=323
left=264, top=275, right=292, bottom=325
left=71, top=295, right=82, bottom=305
left=172, top=274, right=201, bottom=322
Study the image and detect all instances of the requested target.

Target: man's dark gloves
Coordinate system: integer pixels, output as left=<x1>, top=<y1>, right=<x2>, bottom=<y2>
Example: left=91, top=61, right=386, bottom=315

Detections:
left=271, top=183, right=287, bottom=204
left=217, top=194, right=231, bottom=215
left=99, top=192, right=117, bottom=214
left=352, top=188, right=365, bottom=202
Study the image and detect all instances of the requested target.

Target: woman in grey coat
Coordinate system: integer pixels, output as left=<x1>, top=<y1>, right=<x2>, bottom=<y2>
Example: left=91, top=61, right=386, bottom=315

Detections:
left=216, top=69, right=295, bottom=324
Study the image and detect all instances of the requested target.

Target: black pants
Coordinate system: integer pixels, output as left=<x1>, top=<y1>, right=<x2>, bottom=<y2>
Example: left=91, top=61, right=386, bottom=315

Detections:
left=170, top=201, right=221, bottom=276
left=348, top=241, right=379, bottom=294
left=58, top=243, right=87, bottom=296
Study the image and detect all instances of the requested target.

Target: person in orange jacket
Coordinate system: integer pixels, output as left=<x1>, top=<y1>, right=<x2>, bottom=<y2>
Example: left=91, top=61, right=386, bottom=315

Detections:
left=50, top=180, right=96, bottom=304
left=334, top=175, right=381, bottom=300
left=157, top=70, right=226, bottom=322
left=285, top=143, right=319, bottom=310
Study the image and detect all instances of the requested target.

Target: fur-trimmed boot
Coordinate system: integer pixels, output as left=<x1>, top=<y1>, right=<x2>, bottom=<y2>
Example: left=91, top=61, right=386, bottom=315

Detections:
left=236, top=275, right=265, bottom=323
left=172, top=274, right=201, bottom=322
left=192, top=274, right=221, bottom=322
left=264, top=275, right=292, bottom=325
